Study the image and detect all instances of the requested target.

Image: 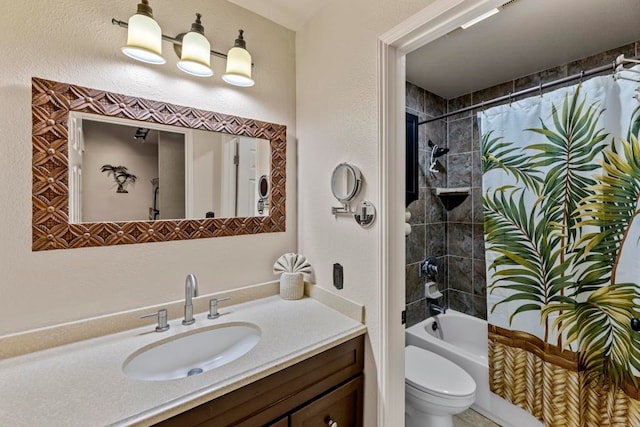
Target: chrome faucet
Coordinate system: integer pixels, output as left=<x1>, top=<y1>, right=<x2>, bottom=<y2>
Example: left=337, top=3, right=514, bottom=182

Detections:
left=182, top=273, right=199, bottom=325
left=429, top=303, right=447, bottom=316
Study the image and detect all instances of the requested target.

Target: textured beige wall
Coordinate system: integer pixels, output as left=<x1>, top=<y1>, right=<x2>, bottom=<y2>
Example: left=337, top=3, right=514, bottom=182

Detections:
left=296, top=0, right=435, bottom=423
left=0, top=0, right=296, bottom=335
left=82, top=120, right=159, bottom=222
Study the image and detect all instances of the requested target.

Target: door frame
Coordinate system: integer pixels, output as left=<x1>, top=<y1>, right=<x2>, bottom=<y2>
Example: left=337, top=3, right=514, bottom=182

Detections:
left=376, top=0, right=506, bottom=424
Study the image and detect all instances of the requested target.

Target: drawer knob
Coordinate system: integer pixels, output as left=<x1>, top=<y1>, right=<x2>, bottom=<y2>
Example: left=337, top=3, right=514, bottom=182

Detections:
left=326, top=418, right=338, bottom=427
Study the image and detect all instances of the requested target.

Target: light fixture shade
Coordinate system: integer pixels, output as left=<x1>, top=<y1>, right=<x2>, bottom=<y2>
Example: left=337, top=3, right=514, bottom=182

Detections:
left=223, top=30, right=254, bottom=87
left=121, top=1, right=165, bottom=64
left=177, top=14, right=213, bottom=77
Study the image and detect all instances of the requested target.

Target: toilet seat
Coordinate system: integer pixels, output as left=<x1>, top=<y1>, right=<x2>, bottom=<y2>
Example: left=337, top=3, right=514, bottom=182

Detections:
left=405, top=345, right=475, bottom=400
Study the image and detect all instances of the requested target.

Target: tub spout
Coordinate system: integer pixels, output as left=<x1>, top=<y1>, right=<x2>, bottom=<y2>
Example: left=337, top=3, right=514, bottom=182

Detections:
left=428, top=300, right=447, bottom=317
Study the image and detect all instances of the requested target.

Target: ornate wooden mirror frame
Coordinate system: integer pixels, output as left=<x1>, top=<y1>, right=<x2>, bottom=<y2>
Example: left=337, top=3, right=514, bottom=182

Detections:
left=32, top=77, right=286, bottom=251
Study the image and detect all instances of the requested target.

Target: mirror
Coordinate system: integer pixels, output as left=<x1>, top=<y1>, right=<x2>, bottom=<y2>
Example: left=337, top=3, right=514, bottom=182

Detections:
left=331, top=163, right=361, bottom=203
left=32, top=77, right=286, bottom=250
left=68, top=114, right=271, bottom=223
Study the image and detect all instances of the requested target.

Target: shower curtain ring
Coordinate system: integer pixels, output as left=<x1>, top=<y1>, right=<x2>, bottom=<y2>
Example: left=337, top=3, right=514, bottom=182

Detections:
left=539, top=82, right=543, bottom=98
left=579, top=70, right=584, bottom=85
left=508, top=93, right=512, bottom=106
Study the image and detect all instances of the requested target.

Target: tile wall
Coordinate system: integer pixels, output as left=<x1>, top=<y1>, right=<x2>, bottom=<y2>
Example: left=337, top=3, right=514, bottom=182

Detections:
left=405, top=41, right=639, bottom=327
left=405, top=83, right=447, bottom=327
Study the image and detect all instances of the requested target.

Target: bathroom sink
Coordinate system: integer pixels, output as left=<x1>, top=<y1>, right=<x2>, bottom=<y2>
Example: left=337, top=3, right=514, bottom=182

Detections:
left=122, top=322, right=261, bottom=381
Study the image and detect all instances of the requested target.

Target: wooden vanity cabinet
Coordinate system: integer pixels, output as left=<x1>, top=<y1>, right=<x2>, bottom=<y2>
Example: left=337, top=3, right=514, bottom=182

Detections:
left=156, top=335, right=364, bottom=427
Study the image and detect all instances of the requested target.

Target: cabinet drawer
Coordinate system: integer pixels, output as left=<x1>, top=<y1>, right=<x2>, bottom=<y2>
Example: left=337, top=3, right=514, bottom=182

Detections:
left=290, top=375, right=363, bottom=427
left=156, top=335, right=364, bottom=427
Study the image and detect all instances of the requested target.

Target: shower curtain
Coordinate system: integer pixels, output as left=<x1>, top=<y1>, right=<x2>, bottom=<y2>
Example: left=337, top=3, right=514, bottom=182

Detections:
left=480, top=68, right=640, bottom=426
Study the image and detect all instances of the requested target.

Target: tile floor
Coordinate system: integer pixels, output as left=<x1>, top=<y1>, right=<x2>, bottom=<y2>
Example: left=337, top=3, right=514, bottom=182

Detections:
left=453, top=409, right=501, bottom=427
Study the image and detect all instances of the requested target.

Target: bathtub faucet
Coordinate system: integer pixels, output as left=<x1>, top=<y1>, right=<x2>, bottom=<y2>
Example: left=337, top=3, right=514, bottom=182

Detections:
left=420, top=256, right=439, bottom=279
left=428, top=300, right=447, bottom=317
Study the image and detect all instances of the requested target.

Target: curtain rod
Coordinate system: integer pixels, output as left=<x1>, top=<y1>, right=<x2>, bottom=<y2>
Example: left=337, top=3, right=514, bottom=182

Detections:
left=418, top=57, right=635, bottom=125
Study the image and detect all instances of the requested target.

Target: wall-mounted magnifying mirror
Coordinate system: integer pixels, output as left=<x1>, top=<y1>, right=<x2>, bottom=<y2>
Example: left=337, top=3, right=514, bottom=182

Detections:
left=331, top=163, right=362, bottom=212
left=257, top=174, right=269, bottom=214
left=330, top=162, right=376, bottom=227
left=258, top=175, right=269, bottom=199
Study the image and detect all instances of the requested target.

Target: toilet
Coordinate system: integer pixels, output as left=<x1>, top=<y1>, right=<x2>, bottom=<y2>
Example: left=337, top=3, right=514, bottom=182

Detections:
left=405, top=345, right=476, bottom=427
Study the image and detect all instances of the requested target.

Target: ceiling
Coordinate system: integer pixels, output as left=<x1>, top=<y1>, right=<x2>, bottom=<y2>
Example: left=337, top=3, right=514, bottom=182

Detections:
left=227, top=0, right=330, bottom=31
left=406, top=0, right=640, bottom=99
left=230, top=0, right=640, bottom=99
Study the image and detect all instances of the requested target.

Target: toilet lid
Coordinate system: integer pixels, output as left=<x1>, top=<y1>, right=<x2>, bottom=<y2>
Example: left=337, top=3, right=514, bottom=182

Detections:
left=405, top=346, right=476, bottom=399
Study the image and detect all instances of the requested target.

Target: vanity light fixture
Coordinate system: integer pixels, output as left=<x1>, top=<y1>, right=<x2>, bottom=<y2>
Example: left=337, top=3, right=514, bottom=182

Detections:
left=176, top=13, right=213, bottom=77
left=222, top=30, right=255, bottom=87
left=114, top=0, right=255, bottom=86
left=121, top=0, right=165, bottom=64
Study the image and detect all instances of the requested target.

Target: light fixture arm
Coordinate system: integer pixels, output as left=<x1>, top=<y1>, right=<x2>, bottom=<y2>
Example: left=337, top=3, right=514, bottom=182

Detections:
left=112, top=18, right=229, bottom=61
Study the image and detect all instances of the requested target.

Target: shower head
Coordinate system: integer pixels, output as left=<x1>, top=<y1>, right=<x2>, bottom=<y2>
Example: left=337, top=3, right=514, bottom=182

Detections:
left=134, top=127, right=150, bottom=141
left=428, top=140, right=450, bottom=158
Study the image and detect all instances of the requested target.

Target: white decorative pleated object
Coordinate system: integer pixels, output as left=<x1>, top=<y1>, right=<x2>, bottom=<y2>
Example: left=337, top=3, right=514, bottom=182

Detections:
left=273, top=253, right=313, bottom=300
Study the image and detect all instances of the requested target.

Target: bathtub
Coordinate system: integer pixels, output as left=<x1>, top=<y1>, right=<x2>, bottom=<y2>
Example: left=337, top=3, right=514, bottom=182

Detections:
left=406, top=310, right=543, bottom=427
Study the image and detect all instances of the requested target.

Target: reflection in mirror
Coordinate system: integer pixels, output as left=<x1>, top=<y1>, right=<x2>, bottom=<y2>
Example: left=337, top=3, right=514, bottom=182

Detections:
left=68, top=114, right=270, bottom=223
left=331, top=163, right=362, bottom=203
left=32, top=77, right=286, bottom=250
left=257, top=175, right=269, bottom=215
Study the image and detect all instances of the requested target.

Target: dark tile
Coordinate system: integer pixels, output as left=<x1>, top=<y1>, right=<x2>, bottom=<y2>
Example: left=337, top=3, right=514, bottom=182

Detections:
left=419, top=150, right=447, bottom=188
left=442, top=288, right=450, bottom=307
left=448, top=223, right=473, bottom=258
left=472, top=117, right=481, bottom=152
left=425, top=223, right=445, bottom=257
left=406, top=262, right=425, bottom=304
left=425, top=90, right=446, bottom=116
left=472, top=81, right=514, bottom=105
left=406, top=82, right=425, bottom=113
left=447, top=94, right=472, bottom=119
left=425, top=188, right=445, bottom=223
left=422, top=120, right=446, bottom=152
left=472, top=223, right=486, bottom=261
left=448, top=289, right=473, bottom=315
left=446, top=194, right=472, bottom=223
left=448, top=256, right=473, bottom=294
left=567, top=43, right=636, bottom=76
left=407, top=188, right=426, bottom=225
left=471, top=150, right=482, bottom=188
left=473, top=295, right=487, bottom=320
left=514, top=65, right=567, bottom=93
left=447, top=117, right=473, bottom=154
left=416, top=112, right=428, bottom=150
left=472, top=187, right=484, bottom=224
left=473, top=259, right=487, bottom=298
left=446, top=153, right=472, bottom=187
left=406, top=224, right=425, bottom=264
left=437, top=255, right=448, bottom=290
left=406, top=298, right=427, bottom=328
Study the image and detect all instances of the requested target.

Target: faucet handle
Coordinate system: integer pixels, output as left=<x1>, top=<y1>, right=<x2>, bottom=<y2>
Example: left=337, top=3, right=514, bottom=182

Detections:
left=141, top=309, right=170, bottom=332
left=208, top=297, right=231, bottom=319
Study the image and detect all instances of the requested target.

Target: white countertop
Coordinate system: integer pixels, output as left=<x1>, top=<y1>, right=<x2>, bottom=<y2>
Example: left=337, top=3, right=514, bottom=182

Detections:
left=0, top=296, right=366, bottom=426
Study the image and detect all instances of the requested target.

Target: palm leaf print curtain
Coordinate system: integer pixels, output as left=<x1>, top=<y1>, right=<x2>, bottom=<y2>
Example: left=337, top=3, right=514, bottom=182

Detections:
left=480, top=67, right=640, bottom=426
